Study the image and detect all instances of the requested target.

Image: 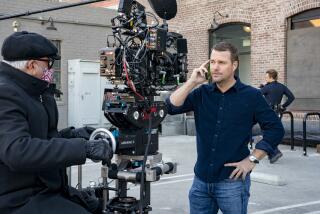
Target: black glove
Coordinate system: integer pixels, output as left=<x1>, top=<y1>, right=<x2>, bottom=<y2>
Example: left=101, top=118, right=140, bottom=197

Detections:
left=73, top=126, right=95, bottom=139
left=59, top=126, right=95, bottom=140
left=85, top=139, right=113, bottom=165
left=80, top=188, right=103, bottom=214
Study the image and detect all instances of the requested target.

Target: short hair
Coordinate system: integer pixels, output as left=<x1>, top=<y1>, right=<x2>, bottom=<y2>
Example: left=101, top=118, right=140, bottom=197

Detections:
left=212, top=42, right=239, bottom=63
left=2, top=60, right=28, bottom=70
left=266, top=69, right=278, bottom=80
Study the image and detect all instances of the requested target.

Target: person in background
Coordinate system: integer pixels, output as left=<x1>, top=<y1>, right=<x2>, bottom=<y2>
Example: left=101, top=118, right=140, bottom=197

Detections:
left=260, top=69, right=295, bottom=163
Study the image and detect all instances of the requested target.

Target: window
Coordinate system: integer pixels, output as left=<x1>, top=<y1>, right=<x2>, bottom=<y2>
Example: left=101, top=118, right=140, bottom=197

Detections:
left=209, top=23, right=251, bottom=84
left=50, top=40, right=62, bottom=97
left=290, top=8, right=320, bottom=30
left=209, top=23, right=251, bottom=55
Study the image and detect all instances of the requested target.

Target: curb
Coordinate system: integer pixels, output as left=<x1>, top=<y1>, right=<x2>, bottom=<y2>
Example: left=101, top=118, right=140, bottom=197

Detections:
left=251, top=172, right=287, bottom=186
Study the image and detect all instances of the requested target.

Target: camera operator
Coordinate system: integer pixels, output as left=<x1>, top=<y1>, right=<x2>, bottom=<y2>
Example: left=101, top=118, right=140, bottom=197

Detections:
left=166, top=42, right=284, bottom=214
left=260, top=69, right=295, bottom=163
left=0, top=31, right=113, bottom=214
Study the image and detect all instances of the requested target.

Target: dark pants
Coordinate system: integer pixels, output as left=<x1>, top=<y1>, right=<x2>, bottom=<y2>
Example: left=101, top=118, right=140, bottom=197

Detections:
left=14, top=192, right=91, bottom=214
left=269, top=146, right=281, bottom=158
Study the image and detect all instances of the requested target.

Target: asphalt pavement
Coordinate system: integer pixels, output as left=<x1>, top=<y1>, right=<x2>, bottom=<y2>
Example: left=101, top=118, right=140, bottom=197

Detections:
left=71, top=135, right=320, bottom=214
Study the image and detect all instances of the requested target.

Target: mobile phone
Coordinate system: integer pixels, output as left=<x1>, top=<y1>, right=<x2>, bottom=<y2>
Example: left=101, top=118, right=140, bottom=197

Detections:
left=204, top=60, right=212, bottom=83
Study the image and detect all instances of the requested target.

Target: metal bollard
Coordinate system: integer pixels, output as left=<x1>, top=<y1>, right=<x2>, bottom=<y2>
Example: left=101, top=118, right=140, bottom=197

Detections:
left=280, top=111, right=295, bottom=150
left=302, top=112, right=320, bottom=156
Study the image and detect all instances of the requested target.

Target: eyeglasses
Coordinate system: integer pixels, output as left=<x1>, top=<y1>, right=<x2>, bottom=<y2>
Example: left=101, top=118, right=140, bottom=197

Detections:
left=36, top=58, right=55, bottom=69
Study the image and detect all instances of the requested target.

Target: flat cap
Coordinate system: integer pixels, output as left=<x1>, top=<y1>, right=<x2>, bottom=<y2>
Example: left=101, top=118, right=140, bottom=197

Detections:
left=1, top=31, right=60, bottom=61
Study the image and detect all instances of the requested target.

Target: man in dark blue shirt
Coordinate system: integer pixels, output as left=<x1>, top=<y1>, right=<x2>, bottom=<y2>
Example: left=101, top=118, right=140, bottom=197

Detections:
left=166, top=42, right=284, bottom=214
left=260, top=69, right=295, bottom=163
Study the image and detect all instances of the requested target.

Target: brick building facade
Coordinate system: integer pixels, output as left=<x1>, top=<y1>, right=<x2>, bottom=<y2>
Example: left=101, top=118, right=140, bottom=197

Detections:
left=158, top=0, right=319, bottom=85
left=139, top=0, right=320, bottom=135
left=139, top=0, right=320, bottom=113
left=1, top=0, right=319, bottom=133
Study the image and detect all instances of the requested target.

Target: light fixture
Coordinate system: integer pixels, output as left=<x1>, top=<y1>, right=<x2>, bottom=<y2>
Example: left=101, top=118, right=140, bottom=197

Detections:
left=41, top=17, right=57, bottom=31
left=210, top=11, right=229, bottom=30
left=12, top=20, right=20, bottom=32
left=243, top=26, right=251, bottom=33
left=309, top=19, right=320, bottom=27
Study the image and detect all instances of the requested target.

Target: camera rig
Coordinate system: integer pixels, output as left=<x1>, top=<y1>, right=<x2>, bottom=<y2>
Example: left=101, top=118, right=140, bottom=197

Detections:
left=92, top=0, right=188, bottom=213
left=0, top=0, right=188, bottom=213
left=99, top=0, right=187, bottom=155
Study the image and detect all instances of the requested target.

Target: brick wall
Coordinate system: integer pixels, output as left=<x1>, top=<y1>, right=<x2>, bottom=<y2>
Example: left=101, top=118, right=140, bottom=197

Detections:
left=1, top=0, right=319, bottom=128
left=141, top=0, right=320, bottom=87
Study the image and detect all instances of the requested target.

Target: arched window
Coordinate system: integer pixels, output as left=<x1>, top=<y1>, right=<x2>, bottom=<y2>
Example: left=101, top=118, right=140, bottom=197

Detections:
left=287, top=8, right=320, bottom=110
left=290, top=7, right=320, bottom=29
left=209, top=23, right=251, bottom=84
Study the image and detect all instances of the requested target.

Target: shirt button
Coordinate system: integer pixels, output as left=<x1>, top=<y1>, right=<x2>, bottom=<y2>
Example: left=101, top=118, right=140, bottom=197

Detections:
left=214, top=134, right=218, bottom=138
left=219, top=107, right=223, bottom=110
left=210, top=163, right=214, bottom=166
left=212, top=148, right=216, bottom=152
left=217, top=120, right=221, bottom=124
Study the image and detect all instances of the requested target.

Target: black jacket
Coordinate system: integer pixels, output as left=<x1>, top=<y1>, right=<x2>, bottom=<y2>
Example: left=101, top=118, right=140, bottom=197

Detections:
left=0, top=62, right=91, bottom=214
left=260, top=81, right=295, bottom=108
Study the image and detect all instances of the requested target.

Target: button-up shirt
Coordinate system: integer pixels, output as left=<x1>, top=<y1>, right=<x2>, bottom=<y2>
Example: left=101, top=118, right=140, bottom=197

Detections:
left=260, top=81, right=295, bottom=108
left=166, top=78, right=284, bottom=182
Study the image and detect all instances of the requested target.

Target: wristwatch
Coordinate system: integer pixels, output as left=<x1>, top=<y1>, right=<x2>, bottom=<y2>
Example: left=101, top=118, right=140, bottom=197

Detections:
left=248, top=155, right=259, bottom=164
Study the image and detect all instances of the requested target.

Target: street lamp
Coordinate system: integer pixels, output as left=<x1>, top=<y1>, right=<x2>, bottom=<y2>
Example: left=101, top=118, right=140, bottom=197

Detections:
left=41, top=17, right=57, bottom=31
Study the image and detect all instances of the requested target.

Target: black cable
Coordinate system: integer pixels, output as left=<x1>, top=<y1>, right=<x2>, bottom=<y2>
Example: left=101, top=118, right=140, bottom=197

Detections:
left=139, top=108, right=153, bottom=214
left=106, top=35, right=117, bottom=47
left=145, top=12, right=159, bottom=28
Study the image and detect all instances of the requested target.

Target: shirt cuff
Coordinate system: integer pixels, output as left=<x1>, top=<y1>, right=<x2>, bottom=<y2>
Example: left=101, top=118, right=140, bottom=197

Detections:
left=255, top=139, right=274, bottom=155
left=165, top=97, right=182, bottom=114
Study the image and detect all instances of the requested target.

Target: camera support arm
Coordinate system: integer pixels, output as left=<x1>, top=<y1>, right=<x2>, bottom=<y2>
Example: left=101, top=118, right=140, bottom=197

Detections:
left=0, top=0, right=107, bottom=21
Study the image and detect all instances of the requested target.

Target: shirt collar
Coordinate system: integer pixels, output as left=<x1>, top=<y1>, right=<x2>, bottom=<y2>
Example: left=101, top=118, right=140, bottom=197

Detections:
left=267, top=81, right=277, bottom=85
left=210, top=76, right=244, bottom=93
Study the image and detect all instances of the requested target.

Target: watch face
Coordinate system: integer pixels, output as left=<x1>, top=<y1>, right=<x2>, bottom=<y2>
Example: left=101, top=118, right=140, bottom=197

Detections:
left=249, top=155, right=259, bottom=163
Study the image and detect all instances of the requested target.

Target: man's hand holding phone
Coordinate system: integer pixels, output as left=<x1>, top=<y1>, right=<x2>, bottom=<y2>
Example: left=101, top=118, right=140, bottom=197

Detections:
left=189, top=60, right=211, bottom=85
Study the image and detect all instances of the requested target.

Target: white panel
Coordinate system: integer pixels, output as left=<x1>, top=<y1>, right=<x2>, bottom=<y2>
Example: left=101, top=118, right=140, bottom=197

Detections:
left=80, top=73, right=100, bottom=125
left=80, top=60, right=100, bottom=74
left=100, top=77, right=112, bottom=127
left=68, top=59, right=80, bottom=127
left=68, top=59, right=111, bottom=128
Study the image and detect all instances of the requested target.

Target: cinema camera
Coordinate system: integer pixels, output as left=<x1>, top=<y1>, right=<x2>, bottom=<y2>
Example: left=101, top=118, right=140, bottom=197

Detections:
left=88, top=0, right=189, bottom=213
left=0, top=0, right=188, bottom=212
left=98, top=0, right=188, bottom=155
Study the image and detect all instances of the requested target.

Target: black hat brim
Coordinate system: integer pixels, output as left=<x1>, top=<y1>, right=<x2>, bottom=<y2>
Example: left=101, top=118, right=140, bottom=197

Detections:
left=50, top=55, right=61, bottom=60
